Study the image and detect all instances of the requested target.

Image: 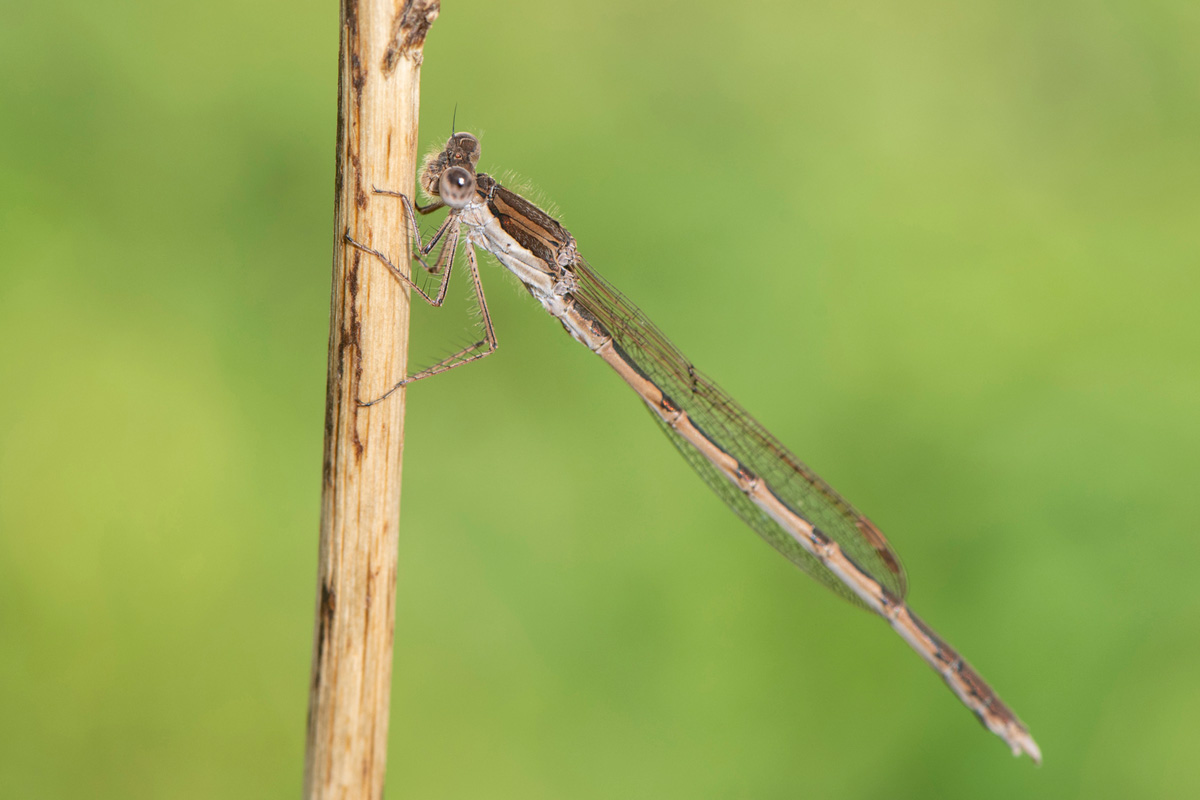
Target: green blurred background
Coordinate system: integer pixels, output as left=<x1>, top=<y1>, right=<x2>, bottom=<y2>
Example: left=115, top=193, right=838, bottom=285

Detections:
left=2, top=0, right=1198, bottom=797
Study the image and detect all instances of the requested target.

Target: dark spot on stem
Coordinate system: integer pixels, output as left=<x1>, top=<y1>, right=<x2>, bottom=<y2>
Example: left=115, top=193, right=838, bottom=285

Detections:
left=350, top=51, right=365, bottom=99
left=383, top=0, right=440, bottom=73
left=342, top=257, right=364, bottom=460
left=315, top=580, right=337, bottom=669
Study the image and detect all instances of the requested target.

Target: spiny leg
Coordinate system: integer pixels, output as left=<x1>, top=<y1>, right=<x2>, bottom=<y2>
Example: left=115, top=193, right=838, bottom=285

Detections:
left=344, top=190, right=460, bottom=306
left=358, top=242, right=498, bottom=406
left=370, top=187, right=449, bottom=273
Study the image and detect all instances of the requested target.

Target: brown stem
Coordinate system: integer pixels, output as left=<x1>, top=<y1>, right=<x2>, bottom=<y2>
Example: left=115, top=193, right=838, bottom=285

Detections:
left=304, top=2, right=439, bottom=798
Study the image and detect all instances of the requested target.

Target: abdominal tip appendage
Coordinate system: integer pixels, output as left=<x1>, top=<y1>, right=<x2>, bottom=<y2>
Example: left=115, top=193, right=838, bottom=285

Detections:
left=1012, top=730, right=1042, bottom=765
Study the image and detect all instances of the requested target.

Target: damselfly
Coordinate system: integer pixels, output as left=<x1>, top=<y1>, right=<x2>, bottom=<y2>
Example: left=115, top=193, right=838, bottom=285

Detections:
left=346, top=132, right=1041, bottom=762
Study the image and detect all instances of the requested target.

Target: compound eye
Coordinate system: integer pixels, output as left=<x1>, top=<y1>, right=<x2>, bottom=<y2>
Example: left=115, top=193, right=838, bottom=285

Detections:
left=439, top=166, right=477, bottom=207
left=452, top=132, right=479, bottom=154
left=450, top=132, right=481, bottom=166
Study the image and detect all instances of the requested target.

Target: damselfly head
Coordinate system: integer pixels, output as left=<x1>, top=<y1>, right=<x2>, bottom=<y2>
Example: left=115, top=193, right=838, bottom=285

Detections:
left=438, top=165, right=477, bottom=208
left=420, top=132, right=481, bottom=198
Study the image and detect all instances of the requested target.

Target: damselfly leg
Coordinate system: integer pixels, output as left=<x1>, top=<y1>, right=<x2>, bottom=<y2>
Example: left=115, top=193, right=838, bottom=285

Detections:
left=344, top=189, right=498, bottom=405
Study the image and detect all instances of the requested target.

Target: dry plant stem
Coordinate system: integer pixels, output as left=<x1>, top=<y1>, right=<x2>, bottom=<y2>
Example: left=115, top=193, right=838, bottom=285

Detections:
left=304, top=2, right=439, bottom=799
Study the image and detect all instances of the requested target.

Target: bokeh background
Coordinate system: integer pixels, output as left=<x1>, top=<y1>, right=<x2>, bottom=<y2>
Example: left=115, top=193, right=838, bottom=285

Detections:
left=2, top=1, right=1198, bottom=797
